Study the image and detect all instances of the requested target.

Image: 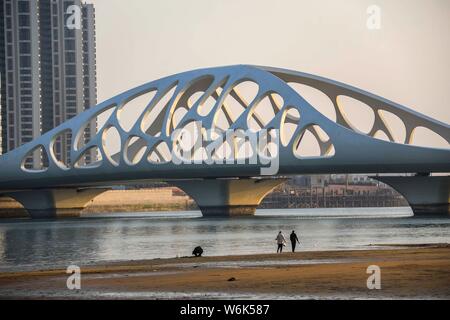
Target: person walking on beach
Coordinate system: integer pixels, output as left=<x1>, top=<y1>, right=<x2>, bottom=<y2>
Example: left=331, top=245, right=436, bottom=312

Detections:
left=290, top=230, right=300, bottom=253
left=276, top=231, right=286, bottom=253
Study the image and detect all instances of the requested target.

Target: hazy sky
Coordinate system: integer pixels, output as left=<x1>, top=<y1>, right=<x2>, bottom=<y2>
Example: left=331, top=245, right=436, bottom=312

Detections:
left=86, top=0, right=449, bottom=124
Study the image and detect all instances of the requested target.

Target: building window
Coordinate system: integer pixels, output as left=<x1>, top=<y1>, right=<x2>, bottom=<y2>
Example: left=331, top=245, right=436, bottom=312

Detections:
left=65, top=64, right=76, bottom=76
left=65, top=52, right=76, bottom=63
left=20, top=55, right=31, bottom=68
left=5, top=3, right=12, bottom=15
left=19, top=15, right=30, bottom=27
left=64, top=28, right=75, bottom=38
left=18, top=1, right=30, bottom=13
left=19, top=42, right=31, bottom=53
left=66, top=77, right=76, bottom=87
left=65, top=40, right=75, bottom=50
left=19, top=29, right=30, bottom=41
left=66, top=95, right=77, bottom=102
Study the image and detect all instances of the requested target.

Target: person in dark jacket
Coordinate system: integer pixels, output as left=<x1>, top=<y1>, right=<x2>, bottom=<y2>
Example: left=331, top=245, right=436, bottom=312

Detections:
left=290, top=231, right=300, bottom=252
left=192, top=246, right=204, bottom=257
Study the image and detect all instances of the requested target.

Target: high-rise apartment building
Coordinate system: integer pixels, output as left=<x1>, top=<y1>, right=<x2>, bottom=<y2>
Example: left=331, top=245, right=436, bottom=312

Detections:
left=0, top=0, right=97, bottom=166
left=0, top=1, right=5, bottom=154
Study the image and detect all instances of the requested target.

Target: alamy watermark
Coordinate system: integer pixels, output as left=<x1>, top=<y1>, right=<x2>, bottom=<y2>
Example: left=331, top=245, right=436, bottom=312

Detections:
left=366, top=265, right=381, bottom=290
left=66, top=265, right=81, bottom=290
left=366, top=5, right=381, bottom=30
left=170, top=122, right=280, bottom=176
left=66, top=5, right=82, bottom=30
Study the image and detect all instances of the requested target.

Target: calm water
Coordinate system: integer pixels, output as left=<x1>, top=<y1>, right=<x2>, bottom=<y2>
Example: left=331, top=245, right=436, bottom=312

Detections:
left=0, top=207, right=449, bottom=272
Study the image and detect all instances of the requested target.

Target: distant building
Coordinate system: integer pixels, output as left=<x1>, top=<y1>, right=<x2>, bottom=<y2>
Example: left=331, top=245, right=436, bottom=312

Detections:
left=333, top=174, right=375, bottom=185
left=0, top=0, right=97, bottom=166
left=290, top=174, right=376, bottom=188
left=0, top=1, right=4, bottom=154
left=290, top=175, right=330, bottom=188
left=290, top=176, right=310, bottom=187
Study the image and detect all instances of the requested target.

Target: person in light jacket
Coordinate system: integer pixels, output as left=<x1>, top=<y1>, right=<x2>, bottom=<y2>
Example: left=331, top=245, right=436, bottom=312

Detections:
left=275, top=231, right=286, bottom=253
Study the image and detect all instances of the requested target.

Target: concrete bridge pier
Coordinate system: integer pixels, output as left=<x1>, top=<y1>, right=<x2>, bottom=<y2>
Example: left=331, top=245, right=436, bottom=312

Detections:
left=6, top=188, right=108, bottom=219
left=172, top=178, right=287, bottom=217
left=373, top=176, right=450, bottom=218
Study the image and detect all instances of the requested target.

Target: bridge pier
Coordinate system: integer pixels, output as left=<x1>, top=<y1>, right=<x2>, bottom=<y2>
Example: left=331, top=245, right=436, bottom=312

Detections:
left=373, top=176, right=450, bottom=218
left=6, top=188, right=108, bottom=219
left=172, top=178, right=286, bottom=217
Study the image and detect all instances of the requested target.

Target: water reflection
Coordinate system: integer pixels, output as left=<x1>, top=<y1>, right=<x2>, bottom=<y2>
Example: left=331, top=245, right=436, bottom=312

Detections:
left=0, top=207, right=449, bottom=272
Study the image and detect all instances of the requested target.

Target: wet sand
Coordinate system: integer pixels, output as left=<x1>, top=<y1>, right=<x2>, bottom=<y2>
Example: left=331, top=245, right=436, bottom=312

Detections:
left=0, top=244, right=449, bottom=299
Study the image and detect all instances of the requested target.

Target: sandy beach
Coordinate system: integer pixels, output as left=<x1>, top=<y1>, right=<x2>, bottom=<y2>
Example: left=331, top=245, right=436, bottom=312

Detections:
left=0, top=244, right=449, bottom=299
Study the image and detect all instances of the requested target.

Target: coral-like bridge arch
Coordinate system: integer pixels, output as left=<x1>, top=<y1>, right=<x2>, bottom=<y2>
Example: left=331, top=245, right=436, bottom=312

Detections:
left=0, top=65, right=448, bottom=218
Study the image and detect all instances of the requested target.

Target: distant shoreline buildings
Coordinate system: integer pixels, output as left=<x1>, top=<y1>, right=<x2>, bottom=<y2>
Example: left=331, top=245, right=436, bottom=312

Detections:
left=0, top=0, right=97, bottom=165
left=261, top=175, right=407, bottom=209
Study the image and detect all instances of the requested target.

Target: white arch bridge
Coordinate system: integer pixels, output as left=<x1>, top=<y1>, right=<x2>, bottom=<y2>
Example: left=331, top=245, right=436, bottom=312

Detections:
left=0, top=65, right=449, bottom=218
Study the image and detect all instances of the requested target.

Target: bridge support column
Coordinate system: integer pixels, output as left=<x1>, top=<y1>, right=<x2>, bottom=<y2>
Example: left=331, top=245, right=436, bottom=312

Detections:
left=6, top=188, right=108, bottom=219
left=373, top=176, right=450, bottom=218
left=172, top=178, right=286, bottom=217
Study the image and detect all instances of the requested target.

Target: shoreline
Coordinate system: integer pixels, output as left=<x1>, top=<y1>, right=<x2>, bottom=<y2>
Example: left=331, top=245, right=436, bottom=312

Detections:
left=0, top=206, right=415, bottom=221
left=0, top=242, right=446, bottom=274
left=1, top=244, right=449, bottom=299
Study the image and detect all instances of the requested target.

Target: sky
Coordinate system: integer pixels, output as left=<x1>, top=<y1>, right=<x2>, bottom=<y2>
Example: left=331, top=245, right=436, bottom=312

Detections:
left=85, top=0, right=449, bottom=146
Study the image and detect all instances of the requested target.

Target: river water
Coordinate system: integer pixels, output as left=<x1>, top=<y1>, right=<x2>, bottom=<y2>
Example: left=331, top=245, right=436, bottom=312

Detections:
left=0, top=207, right=449, bottom=272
